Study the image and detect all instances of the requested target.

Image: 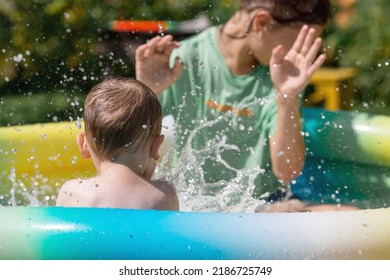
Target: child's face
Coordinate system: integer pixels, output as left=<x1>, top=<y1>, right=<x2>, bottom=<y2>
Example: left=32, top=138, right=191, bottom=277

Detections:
left=248, top=23, right=324, bottom=65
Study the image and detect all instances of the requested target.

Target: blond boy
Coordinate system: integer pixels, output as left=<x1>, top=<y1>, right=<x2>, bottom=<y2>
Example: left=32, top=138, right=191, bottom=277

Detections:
left=56, top=77, right=179, bottom=210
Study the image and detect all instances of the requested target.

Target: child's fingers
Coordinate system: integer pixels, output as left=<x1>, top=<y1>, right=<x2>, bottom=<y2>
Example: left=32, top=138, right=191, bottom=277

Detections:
left=135, top=44, right=148, bottom=61
left=300, top=28, right=317, bottom=56
left=144, top=36, right=162, bottom=57
left=270, top=45, right=285, bottom=66
left=164, top=41, right=181, bottom=55
left=307, top=54, right=326, bottom=77
left=291, top=25, right=309, bottom=53
left=155, top=35, right=173, bottom=52
left=305, top=38, right=323, bottom=64
left=172, top=57, right=184, bottom=78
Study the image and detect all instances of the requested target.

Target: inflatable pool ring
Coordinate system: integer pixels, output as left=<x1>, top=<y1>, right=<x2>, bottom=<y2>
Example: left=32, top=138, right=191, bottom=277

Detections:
left=1, top=108, right=390, bottom=259
left=0, top=206, right=390, bottom=259
left=294, top=108, right=390, bottom=208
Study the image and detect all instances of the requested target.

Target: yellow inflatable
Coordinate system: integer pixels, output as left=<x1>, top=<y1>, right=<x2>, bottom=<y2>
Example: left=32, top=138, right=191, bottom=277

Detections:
left=0, top=117, right=175, bottom=205
left=0, top=122, right=94, bottom=194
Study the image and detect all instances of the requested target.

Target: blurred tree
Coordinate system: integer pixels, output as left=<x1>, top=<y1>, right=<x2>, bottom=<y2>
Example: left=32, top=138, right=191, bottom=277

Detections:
left=0, top=0, right=236, bottom=97
left=325, top=0, right=390, bottom=114
left=0, top=0, right=388, bottom=119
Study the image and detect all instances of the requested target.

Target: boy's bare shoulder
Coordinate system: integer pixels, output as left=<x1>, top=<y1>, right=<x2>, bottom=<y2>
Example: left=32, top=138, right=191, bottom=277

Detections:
left=58, top=178, right=87, bottom=193
left=56, top=178, right=92, bottom=206
left=56, top=179, right=76, bottom=206
left=151, top=179, right=179, bottom=211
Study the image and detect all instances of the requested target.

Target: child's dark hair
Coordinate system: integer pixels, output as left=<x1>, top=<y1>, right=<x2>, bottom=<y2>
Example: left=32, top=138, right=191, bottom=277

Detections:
left=240, top=0, right=331, bottom=25
left=83, top=77, right=162, bottom=160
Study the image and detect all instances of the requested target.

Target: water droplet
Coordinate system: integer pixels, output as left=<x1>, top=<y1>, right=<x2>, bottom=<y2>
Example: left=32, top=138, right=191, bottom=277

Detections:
left=13, top=54, right=23, bottom=62
left=71, top=156, right=77, bottom=164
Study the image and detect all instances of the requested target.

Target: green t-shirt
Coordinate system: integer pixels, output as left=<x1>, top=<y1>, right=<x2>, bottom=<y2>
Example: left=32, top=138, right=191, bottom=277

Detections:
left=159, top=26, right=285, bottom=199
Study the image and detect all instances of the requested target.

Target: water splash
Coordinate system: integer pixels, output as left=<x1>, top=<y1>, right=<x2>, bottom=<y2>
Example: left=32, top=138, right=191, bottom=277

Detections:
left=1, top=167, right=57, bottom=207
left=155, top=96, right=273, bottom=213
left=2, top=94, right=272, bottom=211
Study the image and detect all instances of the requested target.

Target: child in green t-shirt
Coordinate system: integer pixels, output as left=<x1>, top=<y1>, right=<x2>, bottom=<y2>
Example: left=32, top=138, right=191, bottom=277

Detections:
left=135, top=0, right=357, bottom=212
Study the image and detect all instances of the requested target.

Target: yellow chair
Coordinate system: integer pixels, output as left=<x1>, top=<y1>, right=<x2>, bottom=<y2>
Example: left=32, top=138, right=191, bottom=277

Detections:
left=306, top=67, right=357, bottom=110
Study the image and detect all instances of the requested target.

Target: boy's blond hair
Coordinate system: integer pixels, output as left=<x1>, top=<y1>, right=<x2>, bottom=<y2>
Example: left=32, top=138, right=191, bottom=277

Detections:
left=83, top=77, right=162, bottom=160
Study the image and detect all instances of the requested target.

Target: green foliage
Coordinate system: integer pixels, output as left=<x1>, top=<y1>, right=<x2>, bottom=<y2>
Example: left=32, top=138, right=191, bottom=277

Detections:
left=324, top=0, right=390, bottom=114
left=0, top=0, right=236, bottom=124
left=0, top=0, right=236, bottom=96
left=0, top=0, right=389, bottom=123
left=0, top=91, right=84, bottom=126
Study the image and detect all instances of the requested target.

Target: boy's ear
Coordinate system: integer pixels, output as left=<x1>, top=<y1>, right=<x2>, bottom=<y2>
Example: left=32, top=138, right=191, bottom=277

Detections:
left=150, top=135, right=164, bottom=161
left=252, top=10, right=272, bottom=32
left=76, top=132, right=91, bottom=159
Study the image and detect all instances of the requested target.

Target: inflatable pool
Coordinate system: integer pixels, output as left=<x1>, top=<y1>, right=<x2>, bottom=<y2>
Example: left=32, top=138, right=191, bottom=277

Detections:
left=1, top=206, right=390, bottom=259
left=294, top=108, right=390, bottom=208
left=1, top=108, right=390, bottom=259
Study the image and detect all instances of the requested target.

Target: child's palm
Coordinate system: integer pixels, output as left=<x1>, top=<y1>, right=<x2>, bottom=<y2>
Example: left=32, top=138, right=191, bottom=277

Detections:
left=270, top=26, right=326, bottom=99
left=136, top=35, right=183, bottom=94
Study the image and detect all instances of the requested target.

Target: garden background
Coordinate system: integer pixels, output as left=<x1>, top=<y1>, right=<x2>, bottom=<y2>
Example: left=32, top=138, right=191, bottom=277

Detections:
left=0, top=0, right=389, bottom=126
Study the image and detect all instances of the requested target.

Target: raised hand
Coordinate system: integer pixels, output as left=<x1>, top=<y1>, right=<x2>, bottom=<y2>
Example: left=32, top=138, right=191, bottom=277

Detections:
left=270, top=25, right=326, bottom=101
left=136, top=35, right=183, bottom=94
